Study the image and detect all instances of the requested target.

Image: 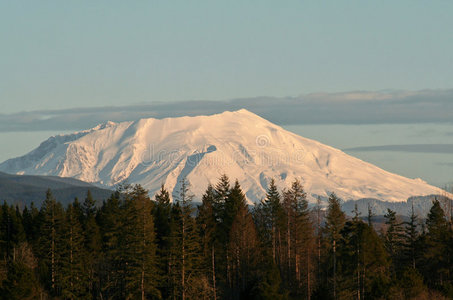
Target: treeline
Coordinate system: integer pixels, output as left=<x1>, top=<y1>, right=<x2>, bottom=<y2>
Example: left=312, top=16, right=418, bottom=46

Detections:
left=0, top=175, right=452, bottom=299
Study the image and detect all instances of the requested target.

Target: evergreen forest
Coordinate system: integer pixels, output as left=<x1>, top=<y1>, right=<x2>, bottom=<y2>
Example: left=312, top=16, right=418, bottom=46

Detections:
left=1, top=175, right=452, bottom=300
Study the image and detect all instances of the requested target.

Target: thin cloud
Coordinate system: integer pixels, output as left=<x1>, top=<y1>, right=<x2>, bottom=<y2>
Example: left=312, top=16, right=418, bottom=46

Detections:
left=344, top=144, right=453, bottom=154
left=1, top=89, right=452, bottom=132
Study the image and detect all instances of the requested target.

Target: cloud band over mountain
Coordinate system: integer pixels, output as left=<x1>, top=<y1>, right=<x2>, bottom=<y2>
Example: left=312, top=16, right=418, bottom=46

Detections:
left=344, top=144, right=453, bottom=154
left=1, top=89, right=452, bottom=132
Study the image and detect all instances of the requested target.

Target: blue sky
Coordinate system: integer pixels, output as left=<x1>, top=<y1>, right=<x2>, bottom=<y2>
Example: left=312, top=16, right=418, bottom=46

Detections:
left=2, top=1, right=453, bottom=112
left=1, top=1, right=452, bottom=187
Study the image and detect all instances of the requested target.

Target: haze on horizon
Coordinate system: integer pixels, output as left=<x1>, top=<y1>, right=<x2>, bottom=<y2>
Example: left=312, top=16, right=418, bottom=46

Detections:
left=1, top=1, right=452, bottom=188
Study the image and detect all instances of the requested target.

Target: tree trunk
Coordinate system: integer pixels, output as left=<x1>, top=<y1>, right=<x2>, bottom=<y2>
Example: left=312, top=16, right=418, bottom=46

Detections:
left=70, top=224, right=73, bottom=294
left=212, top=245, right=217, bottom=300
left=296, top=253, right=300, bottom=283
left=142, top=199, right=146, bottom=300
left=317, top=202, right=321, bottom=279
left=51, top=208, right=56, bottom=292
left=287, top=210, right=291, bottom=281
left=272, top=224, right=276, bottom=263
left=182, top=217, right=185, bottom=300
left=307, top=250, right=311, bottom=300
left=362, top=266, right=365, bottom=300
left=357, top=240, right=360, bottom=300
left=278, top=229, right=283, bottom=274
left=333, top=239, right=336, bottom=300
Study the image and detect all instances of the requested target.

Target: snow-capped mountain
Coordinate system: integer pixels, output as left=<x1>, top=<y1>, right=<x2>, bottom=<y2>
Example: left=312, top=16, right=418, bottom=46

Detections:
left=0, top=109, right=447, bottom=203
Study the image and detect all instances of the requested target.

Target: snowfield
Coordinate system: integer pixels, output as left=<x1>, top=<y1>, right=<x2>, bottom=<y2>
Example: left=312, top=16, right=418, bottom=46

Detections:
left=0, top=109, right=448, bottom=203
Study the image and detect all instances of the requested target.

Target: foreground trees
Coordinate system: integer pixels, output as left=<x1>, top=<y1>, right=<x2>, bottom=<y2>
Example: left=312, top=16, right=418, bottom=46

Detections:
left=1, top=178, right=453, bottom=299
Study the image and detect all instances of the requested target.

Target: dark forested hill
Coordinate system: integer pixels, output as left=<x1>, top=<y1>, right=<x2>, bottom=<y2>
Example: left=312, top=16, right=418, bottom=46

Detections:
left=0, top=171, right=112, bottom=206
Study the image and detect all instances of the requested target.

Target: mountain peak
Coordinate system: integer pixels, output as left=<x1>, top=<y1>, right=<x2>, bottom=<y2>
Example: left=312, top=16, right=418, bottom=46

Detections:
left=231, top=108, right=256, bottom=115
left=92, top=120, right=117, bottom=131
left=0, top=110, right=448, bottom=203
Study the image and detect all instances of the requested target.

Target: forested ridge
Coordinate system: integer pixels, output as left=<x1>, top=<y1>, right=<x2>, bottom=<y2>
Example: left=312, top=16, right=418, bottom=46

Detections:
left=0, top=175, right=452, bottom=299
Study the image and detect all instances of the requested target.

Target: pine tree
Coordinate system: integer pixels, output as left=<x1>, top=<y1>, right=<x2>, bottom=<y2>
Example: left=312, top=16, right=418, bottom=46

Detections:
left=367, top=203, right=374, bottom=228
left=313, top=196, right=323, bottom=291
left=423, top=199, right=450, bottom=287
left=323, top=193, right=346, bottom=299
left=59, top=204, right=86, bottom=299
left=337, top=217, right=389, bottom=300
left=81, top=190, right=101, bottom=299
left=0, top=202, right=26, bottom=262
left=97, top=184, right=159, bottom=299
left=197, top=184, right=218, bottom=299
left=72, top=197, right=83, bottom=222
left=37, top=189, right=65, bottom=296
left=402, top=204, right=419, bottom=270
left=0, top=204, right=45, bottom=299
left=22, top=202, right=40, bottom=247
left=212, top=174, right=232, bottom=297
left=167, top=202, right=183, bottom=299
left=153, top=184, right=172, bottom=248
left=383, top=209, right=404, bottom=274
left=261, top=178, right=284, bottom=266
left=397, top=267, right=427, bottom=299
left=252, top=262, right=288, bottom=300
left=97, top=191, right=123, bottom=299
left=281, top=179, right=314, bottom=298
left=215, top=174, right=231, bottom=203
left=152, top=184, right=173, bottom=298
left=226, top=180, right=259, bottom=299
left=175, top=178, right=201, bottom=300
left=128, top=184, right=160, bottom=300
left=0, top=261, right=42, bottom=300
left=214, top=174, right=231, bottom=230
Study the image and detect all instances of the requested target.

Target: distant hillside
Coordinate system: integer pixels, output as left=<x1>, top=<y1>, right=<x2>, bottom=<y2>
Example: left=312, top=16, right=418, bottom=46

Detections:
left=0, top=172, right=113, bottom=207
left=341, top=195, right=453, bottom=217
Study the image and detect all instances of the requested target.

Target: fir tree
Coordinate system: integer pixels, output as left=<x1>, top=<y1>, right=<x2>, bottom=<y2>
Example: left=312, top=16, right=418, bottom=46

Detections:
left=197, top=184, right=218, bottom=299
left=0, top=203, right=26, bottom=262
left=261, top=178, right=284, bottom=265
left=402, top=204, right=419, bottom=270
left=282, top=179, right=314, bottom=298
left=214, top=174, right=231, bottom=227
left=59, top=204, right=86, bottom=299
left=212, top=175, right=232, bottom=297
left=251, top=262, right=288, bottom=300
left=396, top=268, right=427, bottom=299
left=152, top=184, right=173, bottom=298
left=0, top=261, right=42, bottom=300
left=383, top=209, right=404, bottom=274
left=338, top=218, right=389, bottom=300
left=367, top=203, right=374, bottom=228
left=97, top=191, right=123, bottom=299
left=37, top=189, right=65, bottom=296
left=323, top=193, right=346, bottom=299
left=81, top=190, right=101, bottom=299
left=175, top=178, right=200, bottom=300
left=226, top=180, right=259, bottom=299
left=128, top=184, right=160, bottom=300
left=22, top=202, right=40, bottom=246
left=423, top=199, right=450, bottom=287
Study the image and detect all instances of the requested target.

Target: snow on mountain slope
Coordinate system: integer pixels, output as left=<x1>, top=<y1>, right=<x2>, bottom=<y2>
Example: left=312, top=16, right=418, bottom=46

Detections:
left=0, top=109, right=448, bottom=203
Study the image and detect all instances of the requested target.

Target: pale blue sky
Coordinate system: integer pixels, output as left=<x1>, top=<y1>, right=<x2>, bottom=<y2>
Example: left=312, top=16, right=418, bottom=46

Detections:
left=1, top=1, right=452, bottom=187
left=1, top=1, right=453, bottom=113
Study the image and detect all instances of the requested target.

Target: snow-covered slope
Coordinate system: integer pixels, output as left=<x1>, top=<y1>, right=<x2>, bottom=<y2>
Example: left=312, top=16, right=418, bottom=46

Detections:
left=0, top=109, right=447, bottom=203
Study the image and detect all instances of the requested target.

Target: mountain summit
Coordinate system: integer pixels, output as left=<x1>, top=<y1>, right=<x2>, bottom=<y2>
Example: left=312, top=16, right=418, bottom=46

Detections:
left=0, top=109, right=446, bottom=203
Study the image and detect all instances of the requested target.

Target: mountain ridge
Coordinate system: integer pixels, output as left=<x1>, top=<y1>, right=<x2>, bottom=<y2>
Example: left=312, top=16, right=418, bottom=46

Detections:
left=0, top=109, right=448, bottom=203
